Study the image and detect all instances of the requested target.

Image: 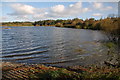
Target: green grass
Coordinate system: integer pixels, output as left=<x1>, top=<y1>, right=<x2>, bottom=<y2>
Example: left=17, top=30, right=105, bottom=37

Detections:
left=105, top=42, right=116, bottom=49
left=28, top=66, right=120, bottom=80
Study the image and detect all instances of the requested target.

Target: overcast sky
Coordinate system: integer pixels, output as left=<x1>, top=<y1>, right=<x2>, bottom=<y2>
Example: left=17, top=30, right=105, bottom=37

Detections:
left=1, top=2, right=118, bottom=22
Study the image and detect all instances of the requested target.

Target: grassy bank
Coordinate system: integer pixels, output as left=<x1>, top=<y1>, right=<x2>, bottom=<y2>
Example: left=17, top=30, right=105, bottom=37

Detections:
left=2, top=62, right=120, bottom=80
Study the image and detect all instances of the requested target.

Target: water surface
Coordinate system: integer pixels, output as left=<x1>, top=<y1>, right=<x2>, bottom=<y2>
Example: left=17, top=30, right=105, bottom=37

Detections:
left=2, top=26, right=108, bottom=67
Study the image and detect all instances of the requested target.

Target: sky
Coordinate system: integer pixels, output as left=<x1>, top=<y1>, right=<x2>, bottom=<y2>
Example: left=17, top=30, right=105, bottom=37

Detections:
left=1, top=2, right=118, bottom=22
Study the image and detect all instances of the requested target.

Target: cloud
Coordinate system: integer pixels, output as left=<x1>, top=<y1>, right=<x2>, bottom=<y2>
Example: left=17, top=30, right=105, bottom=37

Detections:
left=70, top=2, right=82, bottom=9
left=51, top=5, right=65, bottom=13
left=7, top=3, right=47, bottom=21
left=2, top=16, right=7, bottom=20
left=8, top=3, right=45, bottom=15
left=102, top=6, right=113, bottom=10
left=7, top=2, right=91, bottom=21
left=93, top=2, right=113, bottom=11
left=83, top=8, right=90, bottom=12
left=50, top=2, right=90, bottom=18
left=6, top=2, right=113, bottom=21
left=1, top=16, right=8, bottom=20
left=15, top=15, right=29, bottom=20
left=9, top=3, right=35, bottom=15
left=8, top=2, right=91, bottom=21
left=32, top=13, right=49, bottom=20
left=0, top=16, right=10, bottom=22
left=92, top=13, right=102, bottom=16
left=93, top=2, right=103, bottom=9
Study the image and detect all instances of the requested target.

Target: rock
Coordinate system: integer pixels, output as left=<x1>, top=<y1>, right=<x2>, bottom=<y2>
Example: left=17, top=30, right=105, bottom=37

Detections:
left=104, top=60, right=119, bottom=67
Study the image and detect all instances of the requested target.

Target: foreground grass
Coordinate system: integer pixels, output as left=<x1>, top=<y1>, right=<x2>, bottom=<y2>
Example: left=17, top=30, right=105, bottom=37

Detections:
left=29, top=67, right=120, bottom=80
left=2, top=62, right=120, bottom=80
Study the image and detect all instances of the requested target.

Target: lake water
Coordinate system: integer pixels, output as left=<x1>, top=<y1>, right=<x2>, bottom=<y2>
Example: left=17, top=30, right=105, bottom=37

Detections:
left=2, top=26, right=108, bottom=67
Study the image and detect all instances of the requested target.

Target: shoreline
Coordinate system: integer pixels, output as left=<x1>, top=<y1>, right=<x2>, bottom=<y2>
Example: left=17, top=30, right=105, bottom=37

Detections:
left=1, top=61, right=120, bottom=80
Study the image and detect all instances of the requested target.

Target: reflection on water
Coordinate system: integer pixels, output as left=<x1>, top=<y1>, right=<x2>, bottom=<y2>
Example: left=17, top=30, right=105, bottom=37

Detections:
left=2, top=26, right=108, bottom=67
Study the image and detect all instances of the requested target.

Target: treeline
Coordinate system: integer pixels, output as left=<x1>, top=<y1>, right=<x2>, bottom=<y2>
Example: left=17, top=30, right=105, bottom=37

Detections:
left=2, top=22, right=33, bottom=26
left=33, top=18, right=100, bottom=29
left=2, top=17, right=119, bottom=31
left=32, top=17, right=118, bottom=30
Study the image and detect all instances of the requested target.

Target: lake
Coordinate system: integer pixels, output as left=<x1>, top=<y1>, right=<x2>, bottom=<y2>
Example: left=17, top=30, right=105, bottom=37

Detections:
left=2, top=26, right=109, bottom=67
